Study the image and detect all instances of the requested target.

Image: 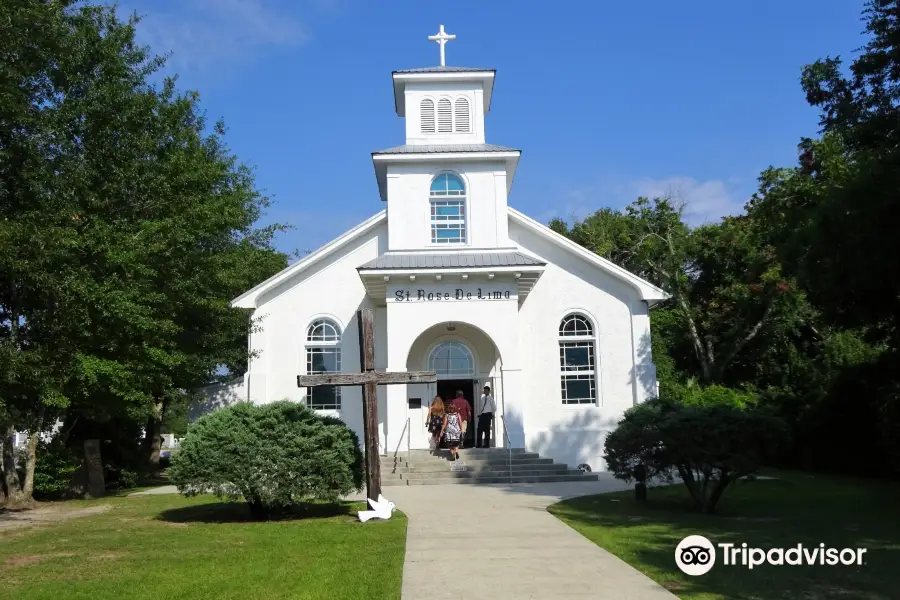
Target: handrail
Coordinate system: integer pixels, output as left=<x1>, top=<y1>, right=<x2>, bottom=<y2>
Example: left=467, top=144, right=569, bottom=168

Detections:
left=502, top=415, right=512, bottom=480
left=394, top=417, right=410, bottom=459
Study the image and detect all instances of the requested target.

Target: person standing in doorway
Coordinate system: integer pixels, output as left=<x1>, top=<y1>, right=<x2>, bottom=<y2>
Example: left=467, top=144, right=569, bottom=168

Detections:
left=426, top=396, right=445, bottom=451
left=441, top=403, right=462, bottom=461
left=476, top=385, right=496, bottom=448
left=450, top=390, right=471, bottom=447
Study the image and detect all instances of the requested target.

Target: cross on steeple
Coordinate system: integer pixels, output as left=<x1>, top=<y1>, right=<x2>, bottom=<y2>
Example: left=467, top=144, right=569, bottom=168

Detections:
left=428, top=24, right=456, bottom=67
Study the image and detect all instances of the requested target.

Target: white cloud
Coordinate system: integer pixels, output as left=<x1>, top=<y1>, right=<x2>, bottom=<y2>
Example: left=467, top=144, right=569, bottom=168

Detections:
left=119, top=0, right=309, bottom=78
left=631, top=176, right=747, bottom=226
left=544, top=174, right=748, bottom=227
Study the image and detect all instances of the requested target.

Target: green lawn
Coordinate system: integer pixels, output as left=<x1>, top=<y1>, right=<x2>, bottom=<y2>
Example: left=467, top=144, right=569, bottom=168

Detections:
left=0, top=495, right=407, bottom=600
left=548, top=470, right=900, bottom=600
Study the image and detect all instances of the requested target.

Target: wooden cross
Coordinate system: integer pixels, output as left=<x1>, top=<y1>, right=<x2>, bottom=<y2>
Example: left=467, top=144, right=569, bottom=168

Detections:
left=297, top=308, right=437, bottom=502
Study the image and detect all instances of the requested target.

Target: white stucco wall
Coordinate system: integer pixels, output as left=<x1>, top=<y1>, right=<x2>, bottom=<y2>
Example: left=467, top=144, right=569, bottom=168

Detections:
left=245, top=222, right=390, bottom=452
left=509, top=217, right=656, bottom=473
left=190, top=377, right=247, bottom=422
left=386, top=160, right=509, bottom=251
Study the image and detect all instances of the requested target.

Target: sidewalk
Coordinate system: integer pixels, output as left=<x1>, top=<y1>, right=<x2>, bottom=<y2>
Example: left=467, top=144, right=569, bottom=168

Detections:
left=386, top=478, right=677, bottom=600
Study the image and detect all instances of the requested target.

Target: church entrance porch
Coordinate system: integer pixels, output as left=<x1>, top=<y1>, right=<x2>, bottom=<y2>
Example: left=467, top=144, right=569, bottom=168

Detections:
left=404, top=322, right=503, bottom=451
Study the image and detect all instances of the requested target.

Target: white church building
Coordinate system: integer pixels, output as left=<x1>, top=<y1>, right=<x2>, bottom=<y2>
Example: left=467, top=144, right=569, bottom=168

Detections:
left=208, top=27, right=668, bottom=473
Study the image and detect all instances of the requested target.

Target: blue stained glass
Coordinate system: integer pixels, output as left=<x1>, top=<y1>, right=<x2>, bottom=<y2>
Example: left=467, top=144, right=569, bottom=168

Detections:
left=435, top=205, right=461, bottom=216
left=445, top=175, right=464, bottom=191
left=430, top=173, right=465, bottom=194
left=436, top=229, right=460, bottom=239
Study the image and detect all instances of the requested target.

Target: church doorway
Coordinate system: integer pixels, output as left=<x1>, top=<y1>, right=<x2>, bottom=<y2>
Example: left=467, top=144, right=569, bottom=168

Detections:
left=436, top=378, right=476, bottom=448
left=405, top=327, right=502, bottom=451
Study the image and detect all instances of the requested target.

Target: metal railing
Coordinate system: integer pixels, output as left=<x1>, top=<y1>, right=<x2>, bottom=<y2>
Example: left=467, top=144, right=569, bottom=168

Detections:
left=394, top=417, right=410, bottom=459
left=501, top=415, right=512, bottom=480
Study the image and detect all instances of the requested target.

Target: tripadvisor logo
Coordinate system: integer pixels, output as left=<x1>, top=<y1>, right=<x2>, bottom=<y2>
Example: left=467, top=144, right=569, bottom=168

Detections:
left=675, top=535, right=867, bottom=576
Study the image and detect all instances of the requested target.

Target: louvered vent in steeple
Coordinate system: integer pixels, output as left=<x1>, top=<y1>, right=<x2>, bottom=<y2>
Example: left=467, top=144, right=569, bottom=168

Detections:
left=437, top=98, right=452, bottom=133
left=420, top=98, right=435, bottom=133
left=454, top=98, right=470, bottom=133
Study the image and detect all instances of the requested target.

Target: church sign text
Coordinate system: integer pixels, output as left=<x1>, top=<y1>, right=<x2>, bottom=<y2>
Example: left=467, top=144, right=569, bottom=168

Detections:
left=389, top=284, right=516, bottom=303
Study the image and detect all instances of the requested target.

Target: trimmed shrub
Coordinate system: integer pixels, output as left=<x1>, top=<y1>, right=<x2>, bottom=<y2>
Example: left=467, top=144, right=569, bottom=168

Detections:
left=168, top=401, right=363, bottom=518
left=604, top=396, right=789, bottom=513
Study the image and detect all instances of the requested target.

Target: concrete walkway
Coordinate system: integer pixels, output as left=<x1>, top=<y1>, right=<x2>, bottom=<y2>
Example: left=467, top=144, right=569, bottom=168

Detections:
left=379, top=477, right=677, bottom=600
left=131, top=479, right=677, bottom=599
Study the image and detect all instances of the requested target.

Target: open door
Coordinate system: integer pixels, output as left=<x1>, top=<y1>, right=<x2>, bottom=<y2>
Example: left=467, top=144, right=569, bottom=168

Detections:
left=406, top=381, right=435, bottom=450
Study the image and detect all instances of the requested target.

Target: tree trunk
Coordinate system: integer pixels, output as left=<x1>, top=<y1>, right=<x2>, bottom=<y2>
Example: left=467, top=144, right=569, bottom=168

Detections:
left=246, top=494, right=268, bottom=520
left=2, top=426, right=25, bottom=507
left=145, top=414, right=162, bottom=469
left=705, top=476, right=732, bottom=514
left=145, top=397, right=167, bottom=470
left=677, top=465, right=706, bottom=512
left=21, top=431, right=39, bottom=501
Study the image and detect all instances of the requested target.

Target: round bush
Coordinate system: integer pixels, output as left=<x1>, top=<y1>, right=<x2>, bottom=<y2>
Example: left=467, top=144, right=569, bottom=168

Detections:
left=603, top=396, right=789, bottom=513
left=169, top=401, right=363, bottom=517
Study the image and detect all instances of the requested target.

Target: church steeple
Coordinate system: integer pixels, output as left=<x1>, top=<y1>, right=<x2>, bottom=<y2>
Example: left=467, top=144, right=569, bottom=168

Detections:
left=391, top=26, right=495, bottom=146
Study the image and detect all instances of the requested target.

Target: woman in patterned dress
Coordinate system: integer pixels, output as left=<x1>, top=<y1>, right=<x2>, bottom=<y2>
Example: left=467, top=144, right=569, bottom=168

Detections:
left=426, top=396, right=445, bottom=451
left=441, top=403, right=463, bottom=461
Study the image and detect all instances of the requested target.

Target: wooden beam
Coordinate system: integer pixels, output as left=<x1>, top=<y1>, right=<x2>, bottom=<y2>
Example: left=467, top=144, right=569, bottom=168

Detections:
left=358, top=309, right=381, bottom=503
left=297, top=371, right=437, bottom=387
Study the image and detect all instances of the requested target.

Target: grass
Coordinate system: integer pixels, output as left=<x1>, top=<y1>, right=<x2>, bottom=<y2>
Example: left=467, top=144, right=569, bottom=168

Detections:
left=0, top=494, right=407, bottom=600
left=548, top=470, right=900, bottom=600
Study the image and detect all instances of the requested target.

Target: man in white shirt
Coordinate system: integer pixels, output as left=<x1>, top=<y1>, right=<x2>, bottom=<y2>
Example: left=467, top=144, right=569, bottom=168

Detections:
left=475, top=385, right=496, bottom=448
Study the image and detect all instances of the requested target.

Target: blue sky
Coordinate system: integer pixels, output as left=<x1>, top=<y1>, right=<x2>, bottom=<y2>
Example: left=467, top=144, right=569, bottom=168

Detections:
left=120, top=0, right=866, bottom=256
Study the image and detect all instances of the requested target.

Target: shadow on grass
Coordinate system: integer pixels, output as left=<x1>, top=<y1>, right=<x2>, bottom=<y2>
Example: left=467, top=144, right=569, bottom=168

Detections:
left=157, top=500, right=363, bottom=524
left=548, top=473, right=900, bottom=600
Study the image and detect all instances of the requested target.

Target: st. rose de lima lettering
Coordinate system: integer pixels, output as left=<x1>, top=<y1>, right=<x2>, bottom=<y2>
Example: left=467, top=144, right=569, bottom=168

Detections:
left=394, top=288, right=512, bottom=302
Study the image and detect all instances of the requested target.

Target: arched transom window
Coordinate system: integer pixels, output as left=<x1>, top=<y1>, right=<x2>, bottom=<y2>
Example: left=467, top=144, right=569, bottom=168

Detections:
left=305, top=318, right=341, bottom=410
left=558, top=313, right=597, bottom=405
left=430, top=173, right=466, bottom=244
left=428, top=341, right=475, bottom=378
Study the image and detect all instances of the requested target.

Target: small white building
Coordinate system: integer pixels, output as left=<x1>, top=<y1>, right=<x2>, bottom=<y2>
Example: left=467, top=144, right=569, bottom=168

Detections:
left=218, top=28, right=668, bottom=472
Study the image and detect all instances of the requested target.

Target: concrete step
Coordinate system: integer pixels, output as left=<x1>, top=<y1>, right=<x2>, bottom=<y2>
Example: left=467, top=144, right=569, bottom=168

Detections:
left=387, top=452, right=542, bottom=465
left=382, top=473, right=600, bottom=486
left=384, top=462, right=569, bottom=474
left=384, top=456, right=554, bottom=468
left=398, top=448, right=530, bottom=457
left=384, top=468, right=588, bottom=481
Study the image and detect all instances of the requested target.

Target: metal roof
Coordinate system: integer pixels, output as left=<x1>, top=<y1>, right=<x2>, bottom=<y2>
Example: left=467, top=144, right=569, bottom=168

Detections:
left=373, top=143, right=519, bottom=155
left=358, top=251, right=545, bottom=270
left=393, top=67, right=494, bottom=74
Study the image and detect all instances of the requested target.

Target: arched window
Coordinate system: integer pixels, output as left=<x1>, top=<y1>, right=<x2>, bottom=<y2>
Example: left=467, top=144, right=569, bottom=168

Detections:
left=306, top=318, right=342, bottom=410
left=454, top=97, right=470, bottom=133
left=428, top=341, right=475, bottom=378
left=430, top=173, right=466, bottom=244
left=558, top=313, right=597, bottom=405
left=437, top=98, right=452, bottom=133
left=420, top=98, right=435, bottom=133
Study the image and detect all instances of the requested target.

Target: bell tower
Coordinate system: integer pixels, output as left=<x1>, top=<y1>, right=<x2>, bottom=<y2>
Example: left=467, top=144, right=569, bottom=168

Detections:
left=371, top=26, right=520, bottom=251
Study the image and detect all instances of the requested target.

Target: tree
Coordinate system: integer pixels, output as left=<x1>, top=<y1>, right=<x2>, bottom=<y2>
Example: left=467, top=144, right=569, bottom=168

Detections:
left=795, top=0, right=900, bottom=350
left=0, top=1, right=288, bottom=504
left=604, top=397, right=789, bottom=513
left=555, top=198, right=805, bottom=385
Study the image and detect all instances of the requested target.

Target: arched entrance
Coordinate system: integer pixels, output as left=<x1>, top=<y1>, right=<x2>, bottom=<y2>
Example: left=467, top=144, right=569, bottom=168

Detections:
left=405, top=322, right=503, bottom=450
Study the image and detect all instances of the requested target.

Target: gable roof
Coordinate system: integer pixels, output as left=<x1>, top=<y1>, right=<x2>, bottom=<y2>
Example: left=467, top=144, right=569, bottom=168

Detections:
left=230, top=210, right=387, bottom=309
left=231, top=207, right=670, bottom=310
left=358, top=251, right=544, bottom=270
left=507, top=207, right=670, bottom=303
left=373, top=143, right=518, bottom=155
left=393, top=67, right=493, bottom=74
